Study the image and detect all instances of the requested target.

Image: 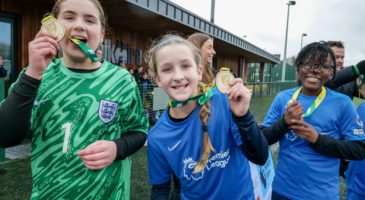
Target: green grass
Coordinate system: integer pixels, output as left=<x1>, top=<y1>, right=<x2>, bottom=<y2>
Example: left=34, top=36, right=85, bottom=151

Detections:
left=0, top=95, right=347, bottom=199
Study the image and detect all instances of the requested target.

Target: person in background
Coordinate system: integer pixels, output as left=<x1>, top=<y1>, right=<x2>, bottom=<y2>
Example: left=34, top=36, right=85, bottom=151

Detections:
left=0, top=0, right=149, bottom=199
left=134, top=65, right=144, bottom=84
left=345, top=102, right=365, bottom=199
left=326, top=41, right=365, bottom=178
left=187, top=32, right=216, bottom=84
left=263, top=41, right=365, bottom=199
left=128, top=67, right=135, bottom=76
left=327, top=41, right=360, bottom=99
left=0, top=56, right=7, bottom=78
left=328, top=41, right=345, bottom=71
left=96, top=48, right=103, bottom=62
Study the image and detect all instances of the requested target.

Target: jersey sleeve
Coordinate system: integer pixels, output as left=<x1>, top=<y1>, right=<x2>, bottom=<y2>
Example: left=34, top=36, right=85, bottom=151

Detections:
left=263, top=93, right=285, bottom=127
left=147, top=138, right=172, bottom=184
left=339, top=99, right=365, bottom=141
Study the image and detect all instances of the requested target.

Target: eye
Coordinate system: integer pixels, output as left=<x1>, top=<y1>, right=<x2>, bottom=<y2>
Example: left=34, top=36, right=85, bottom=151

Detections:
left=161, top=67, right=171, bottom=73
left=63, top=15, right=74, bottom=21
left=85, top=18, right=96, bottom=24
left=182, top=64, right=191, bottom=69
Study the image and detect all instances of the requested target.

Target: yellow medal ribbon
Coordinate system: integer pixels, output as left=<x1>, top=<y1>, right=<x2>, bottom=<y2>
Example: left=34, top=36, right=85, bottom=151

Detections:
left=289, top=86, right=326, bottom=118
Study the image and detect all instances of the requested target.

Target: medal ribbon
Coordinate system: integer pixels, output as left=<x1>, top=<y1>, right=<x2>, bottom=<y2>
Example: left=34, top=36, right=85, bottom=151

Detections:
left=68, top=36, right=99, bottom=62
left=289, top=86, right=326, bottom=118
left=42, top=16, right=99, bottom=62
left=169, top=89, right=214, bottom=108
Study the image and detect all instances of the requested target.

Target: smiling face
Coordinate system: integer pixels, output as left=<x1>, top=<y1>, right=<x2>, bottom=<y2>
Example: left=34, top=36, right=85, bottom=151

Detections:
left=201, top=38, right=216, bottom=67
left=56, top=0, right=105, bottom=63
left=331, top=46, right=345, bottom=70
left=298, top=55, right=334, bottom=96
left=154, top=44, right=203, bottom=102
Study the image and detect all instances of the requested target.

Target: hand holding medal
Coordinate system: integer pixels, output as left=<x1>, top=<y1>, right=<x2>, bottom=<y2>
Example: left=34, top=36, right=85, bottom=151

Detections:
left=41, top=15, right=99, bottom=62
left=215, top=67, right=252, bottom=116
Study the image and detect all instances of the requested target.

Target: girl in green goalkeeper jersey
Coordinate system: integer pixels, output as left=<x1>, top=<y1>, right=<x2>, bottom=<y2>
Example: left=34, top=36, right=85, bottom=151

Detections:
left=0, top=0, right=149, bottom=199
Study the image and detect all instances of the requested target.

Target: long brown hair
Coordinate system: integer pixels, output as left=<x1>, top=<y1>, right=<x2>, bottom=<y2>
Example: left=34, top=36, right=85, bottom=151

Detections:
left=187, top=32, right=215, bottom=84
left=146, top=34, right=215, bottom=173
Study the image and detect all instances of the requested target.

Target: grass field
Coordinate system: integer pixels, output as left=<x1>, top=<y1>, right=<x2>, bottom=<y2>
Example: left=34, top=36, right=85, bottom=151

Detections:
left=0, top=95, right=347, bottom=199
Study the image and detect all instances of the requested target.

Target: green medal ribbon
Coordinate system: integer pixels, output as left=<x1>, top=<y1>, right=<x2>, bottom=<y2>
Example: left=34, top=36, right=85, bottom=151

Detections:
left=288, top=86, right=326, bottom=118
left=68, top=36, right=99, bottom=62
left=169, top=89, right=214, bottom=108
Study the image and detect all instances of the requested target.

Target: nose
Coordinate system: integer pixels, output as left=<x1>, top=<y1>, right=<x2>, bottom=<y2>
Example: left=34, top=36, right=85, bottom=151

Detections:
left=212, top=48, right=216, bottom=55
left=172, top=68, right=184, bottom=81
left=73, top=18, right=85, bottom=32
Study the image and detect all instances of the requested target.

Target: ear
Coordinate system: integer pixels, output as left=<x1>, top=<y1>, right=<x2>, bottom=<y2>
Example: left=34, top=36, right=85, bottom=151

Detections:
left=197, top=64, right=203, bottom=81
left=328, top=69, right=334, bottom=80
left=153, top=74, right=162, bottom=87
left=99, top=30, right=105, bottom=45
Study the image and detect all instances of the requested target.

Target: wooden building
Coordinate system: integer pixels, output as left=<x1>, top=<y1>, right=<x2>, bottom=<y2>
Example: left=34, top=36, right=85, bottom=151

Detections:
left=0, top=0, right=279, bottom=84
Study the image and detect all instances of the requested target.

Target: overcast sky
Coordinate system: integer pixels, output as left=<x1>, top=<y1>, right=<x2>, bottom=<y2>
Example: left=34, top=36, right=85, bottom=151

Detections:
left=170, top=0, right=365, bottom=66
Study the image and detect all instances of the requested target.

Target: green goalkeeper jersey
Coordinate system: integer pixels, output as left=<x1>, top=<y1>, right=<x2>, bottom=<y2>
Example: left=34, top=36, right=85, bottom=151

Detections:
left=17, top=59, right=148, bottom=200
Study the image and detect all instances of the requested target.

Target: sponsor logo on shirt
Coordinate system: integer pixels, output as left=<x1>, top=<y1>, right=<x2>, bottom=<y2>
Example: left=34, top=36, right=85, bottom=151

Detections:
left=353, top=129, right=364, bottom=135
left=285, top=130, right=298, bottom=141
left=168, top=140, right=182, bottom=151
left=99, top=100, right=118, bottom=123
left=356, top=116, right=364, bottom=129
left=183, top=149, right=230, bottom=181
left=34, top=99, right=49, bottom=106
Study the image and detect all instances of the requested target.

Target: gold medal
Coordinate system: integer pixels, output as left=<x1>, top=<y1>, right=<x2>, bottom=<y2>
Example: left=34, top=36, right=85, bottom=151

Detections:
left=215, top=67, right=235, bottom=93
left=41, top=15, right=65, bottom=41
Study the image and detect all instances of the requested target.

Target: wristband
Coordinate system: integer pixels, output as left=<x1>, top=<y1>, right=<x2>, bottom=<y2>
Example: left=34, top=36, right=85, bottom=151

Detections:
left=353, top=65, right=360, bottom=76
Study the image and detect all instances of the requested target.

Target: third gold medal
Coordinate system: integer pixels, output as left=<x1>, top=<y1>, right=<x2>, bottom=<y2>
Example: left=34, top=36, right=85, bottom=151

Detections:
left=215, top=67, right=235, bottom=93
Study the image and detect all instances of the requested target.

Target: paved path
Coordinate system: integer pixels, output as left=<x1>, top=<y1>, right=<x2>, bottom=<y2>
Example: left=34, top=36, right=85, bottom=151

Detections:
left=3, top=139, right=31, bottom=160
left=5, top=143, right=31, bottom=160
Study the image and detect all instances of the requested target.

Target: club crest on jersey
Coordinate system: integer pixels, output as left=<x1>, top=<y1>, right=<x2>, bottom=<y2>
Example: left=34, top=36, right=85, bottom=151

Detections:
left=99, top=100, right=118, bottom=123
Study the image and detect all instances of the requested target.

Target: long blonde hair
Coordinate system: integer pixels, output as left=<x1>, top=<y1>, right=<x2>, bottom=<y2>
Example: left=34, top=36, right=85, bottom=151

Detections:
left=146, top=34, right=215, bottom=173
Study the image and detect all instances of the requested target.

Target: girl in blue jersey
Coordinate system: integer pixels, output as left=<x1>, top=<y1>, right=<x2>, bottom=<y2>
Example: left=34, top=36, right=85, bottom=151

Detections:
left=0, top=0, right=148, bottom=199
left=262, top=41, right=365, bottom=200
left=345, top=102, right=365, bottom=200
left=146, top=34, right=268, bottom=199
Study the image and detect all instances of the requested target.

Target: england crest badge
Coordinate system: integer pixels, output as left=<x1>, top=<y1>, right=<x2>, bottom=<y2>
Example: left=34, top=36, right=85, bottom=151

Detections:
left=99, top=100, right=118, bottom=123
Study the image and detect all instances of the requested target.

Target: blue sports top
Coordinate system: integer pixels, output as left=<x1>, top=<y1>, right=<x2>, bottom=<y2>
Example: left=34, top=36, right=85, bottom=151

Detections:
left=148, top=92, right=254, bottom=200
left=345, top=102, right=365, bottom=196
left=263, top=87, right=365, bottom=200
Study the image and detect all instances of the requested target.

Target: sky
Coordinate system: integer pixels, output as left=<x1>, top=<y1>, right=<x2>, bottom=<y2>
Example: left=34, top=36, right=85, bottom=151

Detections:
left=170, top=0, right=365, bottom=66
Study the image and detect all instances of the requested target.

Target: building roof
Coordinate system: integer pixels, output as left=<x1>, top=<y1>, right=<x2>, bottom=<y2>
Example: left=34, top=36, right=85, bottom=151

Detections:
left=120, top=0, right=280, bottom=64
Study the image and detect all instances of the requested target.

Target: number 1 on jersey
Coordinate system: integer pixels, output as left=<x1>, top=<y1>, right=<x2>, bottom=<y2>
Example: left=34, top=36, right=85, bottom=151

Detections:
left=62, top=123, right=72, bottom=153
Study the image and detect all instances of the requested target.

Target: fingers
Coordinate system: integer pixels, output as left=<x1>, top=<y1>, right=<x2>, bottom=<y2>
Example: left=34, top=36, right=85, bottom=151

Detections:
left=78, top=141, right=117, bottom=170
left=29, top=32, right=59, bottom=56
left=78, top=141, right=104, bottom=156
left=285, top=100, right=304, bottom=124
left=228, top=78, right=250, bottom=100
left=289, top=119, right=318, bottom=143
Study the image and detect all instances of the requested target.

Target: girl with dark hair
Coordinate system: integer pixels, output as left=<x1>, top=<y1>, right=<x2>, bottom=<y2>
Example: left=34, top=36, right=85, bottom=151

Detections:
left=263, top=41, right=365, bottom=199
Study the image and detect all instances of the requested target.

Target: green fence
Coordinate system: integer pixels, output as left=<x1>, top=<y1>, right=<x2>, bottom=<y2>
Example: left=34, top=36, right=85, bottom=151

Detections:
left=245, top=81, right=297, bottom=98
left=0, top=78, right=5, bottom=161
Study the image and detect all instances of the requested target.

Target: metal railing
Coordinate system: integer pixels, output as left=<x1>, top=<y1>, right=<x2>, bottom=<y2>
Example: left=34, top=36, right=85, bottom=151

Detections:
left=137, top=81, right=297, bottom=125
left=245, top=81, right=297, bottom=98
